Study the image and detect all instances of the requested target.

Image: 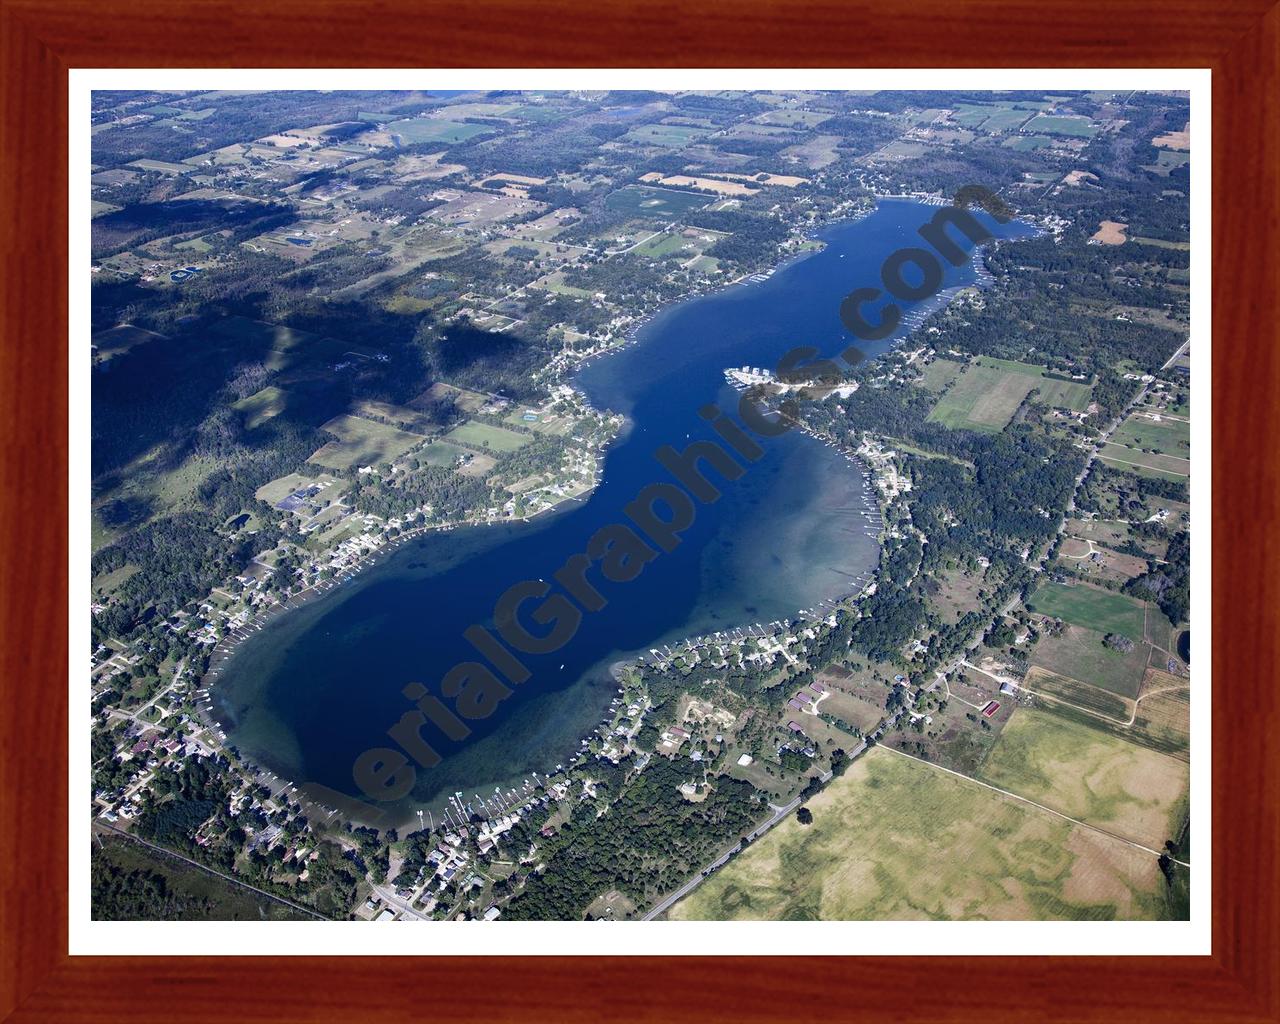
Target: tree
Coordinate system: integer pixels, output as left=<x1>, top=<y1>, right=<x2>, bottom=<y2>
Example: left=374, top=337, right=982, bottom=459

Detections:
left=795, top=807, right=813, bottom=826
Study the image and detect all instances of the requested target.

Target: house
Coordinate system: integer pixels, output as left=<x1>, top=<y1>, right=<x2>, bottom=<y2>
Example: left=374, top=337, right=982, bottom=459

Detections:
left=483, top=906, right=501, bottom=922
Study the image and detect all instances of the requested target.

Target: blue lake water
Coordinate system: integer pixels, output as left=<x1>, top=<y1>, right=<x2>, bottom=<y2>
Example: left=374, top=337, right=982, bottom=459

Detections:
left=211, top=200, right=1031, bottom=825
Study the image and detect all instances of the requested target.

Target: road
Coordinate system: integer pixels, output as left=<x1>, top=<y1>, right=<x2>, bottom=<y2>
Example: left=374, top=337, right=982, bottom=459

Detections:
left=641, top=370, right=1172, bottom=919
left=95, top=822, right=329, bottom=920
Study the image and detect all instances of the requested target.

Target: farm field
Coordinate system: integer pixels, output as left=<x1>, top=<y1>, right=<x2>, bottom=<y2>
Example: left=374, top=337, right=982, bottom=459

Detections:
left=1029, top=581, right=1147, bottom=638
left=1029, top=623, right=1150, bottom=699
left=621, top=124, right=710, bottom=148
left=926, top=360, right=1040, bottom=431
left=670, top=746, right=1179, bottom=921
left=604, top=185, right=713, bottom=218
left=1004, top=135, right=1055, bottom=151
left=417, top=439, right=471, bottom=468
left=979, top=706, right=1189, bottom=849
left=1024, top=114, right=1100, bottom=137
left=1022, top=666, right=1131, bottom=722
left=232, top=386, right=287, bottom=430
left=307, top=414, right=426, bottom=471
left=916, top=360, right=962, bottom=391
left=127, top=158, right=193, bottom=175
left=385, top=118, right=493, bottom=145
left=443, top=420, right=531, bottom=453
left=1110, top=412, right=1190, bottom=458
left=1098, top=443, right=1189, bottom=480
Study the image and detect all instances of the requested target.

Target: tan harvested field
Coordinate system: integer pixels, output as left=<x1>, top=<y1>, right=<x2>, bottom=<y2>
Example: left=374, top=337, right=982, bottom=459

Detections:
left=670, top=747, right=1177, bottom=921
left=639, top=173, right=759, bottom=196
left=980, top=706, right=1189, bottom=848
left=716, top=172, right=810, bottom=187
left=1153, top=123, right=1190, bottom=150
left=1091, top=220, right=1129, bottom=245
left=1063, top=169, right=1099, bottom=186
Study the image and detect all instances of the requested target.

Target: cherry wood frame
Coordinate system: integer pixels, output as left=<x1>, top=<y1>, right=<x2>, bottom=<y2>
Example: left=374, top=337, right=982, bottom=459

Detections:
left=2, top=1, right=1276, bottom=1020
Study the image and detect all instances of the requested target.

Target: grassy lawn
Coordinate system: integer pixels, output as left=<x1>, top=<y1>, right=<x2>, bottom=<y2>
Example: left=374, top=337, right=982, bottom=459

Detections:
left=1029, top=582, right=1147, bottom=637
left=621, top=124, right=710, bottom=148
left=604, top=185, right=712, bottom=219
left=1024, top=114, right=1100, bottom=137
left=979, top=706, right=1189, bottom=849
left=916, top=358, right=965, bottom=392
left=1110, top=413, right=1190, bottom=458
left=670, top=747, right=1178, bottom=921
left=1029, top=624, right=1149, bottom=699
left=385, top=118, right=494, bottom=145
left=1098, top=444, right=1189, bottom=480
left=307, top=415, right=426, bottom=471
left=232, top=386, right=288, bottom=429
left=443, top=420, right=531, bottom=453
left=926, top=360, right=1040, bottom=431
left=1023, top=666, right=1131, bottom=722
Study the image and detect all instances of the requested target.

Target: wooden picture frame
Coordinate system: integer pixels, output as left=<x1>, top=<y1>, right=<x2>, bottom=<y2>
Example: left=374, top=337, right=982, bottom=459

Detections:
left=2, top=1, right=1275, bottom=1019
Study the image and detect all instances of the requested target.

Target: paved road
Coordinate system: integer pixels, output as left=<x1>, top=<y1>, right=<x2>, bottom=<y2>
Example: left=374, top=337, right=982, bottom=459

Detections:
left=643, top=759, right=848, bottom=920
left=642, top=374, right=1170, bottom=920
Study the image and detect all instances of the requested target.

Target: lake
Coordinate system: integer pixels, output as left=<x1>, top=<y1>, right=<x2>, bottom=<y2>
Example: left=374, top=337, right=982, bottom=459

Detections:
left=210, top=199, right=1030, bottom=826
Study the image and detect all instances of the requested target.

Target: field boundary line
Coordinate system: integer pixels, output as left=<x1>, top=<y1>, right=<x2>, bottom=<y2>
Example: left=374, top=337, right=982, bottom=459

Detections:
left=880, top=745, right=1189, bottom=867
left=94, top=823, right=331, bottom=921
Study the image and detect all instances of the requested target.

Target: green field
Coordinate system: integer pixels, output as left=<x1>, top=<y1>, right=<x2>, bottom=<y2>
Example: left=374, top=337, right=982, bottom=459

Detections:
left=232, top=386, right=287, bottom=429
left=1023, top=666, right=1130, bottom=721
left=753, top=109, right=832, bottom=128
left=443, top=420, right=531, bottom=453
left=1029, top=623, right=1150, bottom=699
left=980, top=707, right=1189, bottom=849
left=1024, top=114, right=1100, bottom=137
left=1030, top=582, right=1147, bottom=637
left=127, top=158, right=194, bottom=175
left=308, top=414, right=426, bottom=470
left=622, top=123, right=711, bottom=148
left=1099, top=444, right=1189, bottom=480
left=968, top=357, right=1093, bottom=410
left=604, top=185, right=712, bottom=219
left=1003, top=135, right=1055, bottom=151
left=385, top=118, right=494, bottom=145
left=926, top=360, right=1040, bottom=431
left=670, top=747, right=1179, bottom=921
left=418, top=439, right=471, bottom=467
left=917, top=358, right=966, bottom=392
left=1142, top=150, right=1191, bottom=176
left=1110, top=413, right=1190, bottom=458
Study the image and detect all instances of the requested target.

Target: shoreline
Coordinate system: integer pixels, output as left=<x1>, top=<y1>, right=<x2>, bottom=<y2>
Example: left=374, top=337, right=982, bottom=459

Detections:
left=195, top=197, right=969, bottom=832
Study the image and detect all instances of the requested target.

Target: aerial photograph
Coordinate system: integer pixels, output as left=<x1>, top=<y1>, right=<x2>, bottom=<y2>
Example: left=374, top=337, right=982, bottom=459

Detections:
left=88, top=86, right=1192, bottom=924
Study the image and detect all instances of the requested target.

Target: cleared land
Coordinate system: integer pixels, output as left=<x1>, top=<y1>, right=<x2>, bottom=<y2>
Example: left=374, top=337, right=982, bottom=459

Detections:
left=670, top=747, right=1178, bottom=921
left=1023, top=665, right=1131, bottom=722
left=604, top=185, right=712, bottom=218
left=1029, top=582, right=1146, bottom=638
left=385, top=118, right=493, bottom=145
left=443, top=420, right=531, bottom=453
left=1091, top=220, right=1129, bottom=245
left=1111, top=412, right=1190, bottom=458
left=926, top=360, right=1040, bottom=431
left=308, top=414, right=426, bottom=471
left=1025, top=114, right=1100, bottom=138
left=232, top=386, right=287, bottom=429
left=1029, top=623, right=1149, bottom=699
left=979, top=706, right=1189, bottom=849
